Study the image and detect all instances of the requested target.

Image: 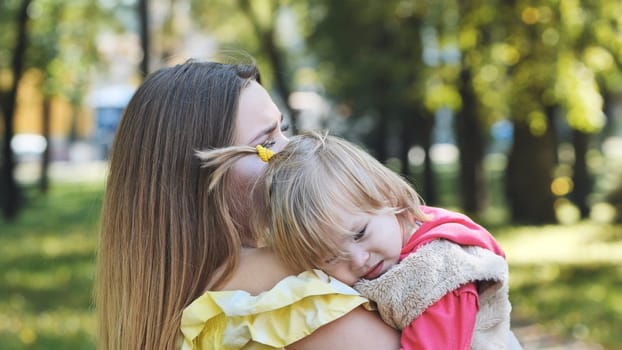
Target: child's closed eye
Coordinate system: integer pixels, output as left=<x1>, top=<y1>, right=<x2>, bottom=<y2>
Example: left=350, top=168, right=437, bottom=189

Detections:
left=324, top=256, right=338, bottom=265
left=353, top=225, right=367, bottom=241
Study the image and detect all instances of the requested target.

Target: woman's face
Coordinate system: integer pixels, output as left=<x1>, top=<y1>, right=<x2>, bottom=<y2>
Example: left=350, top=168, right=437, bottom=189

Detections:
left=232, top=80, right=289, bottom=183
left=230, top=80, right=289, bottom=243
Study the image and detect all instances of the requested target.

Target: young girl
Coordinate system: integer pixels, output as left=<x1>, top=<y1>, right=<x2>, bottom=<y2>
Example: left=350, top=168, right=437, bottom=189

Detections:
left=197, top=131, right=522, bottom=349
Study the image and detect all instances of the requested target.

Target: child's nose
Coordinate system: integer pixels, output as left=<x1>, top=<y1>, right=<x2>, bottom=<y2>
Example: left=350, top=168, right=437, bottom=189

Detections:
left=349, top=247, right=369, bottom=268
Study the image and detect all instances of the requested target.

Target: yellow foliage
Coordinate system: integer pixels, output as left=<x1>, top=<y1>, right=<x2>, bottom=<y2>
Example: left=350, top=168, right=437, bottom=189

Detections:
left=459, top=28, right=479, bottom=50
left=424, top=83, right=462, bottom=111
left=527, top=110, right=547, bottom=136
left=583, top=46, right=615, bottom=72
left=491, top=44, right=520, bottom=66
left=551, top=176, right=574, bottom=196
left=521, top=7, right=539, bottom=25
left=555, top=54, right=605, bottom=133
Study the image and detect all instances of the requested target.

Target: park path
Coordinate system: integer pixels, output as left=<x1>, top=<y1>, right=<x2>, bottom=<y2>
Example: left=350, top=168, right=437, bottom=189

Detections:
left=512, top=320, right=605, bottom=350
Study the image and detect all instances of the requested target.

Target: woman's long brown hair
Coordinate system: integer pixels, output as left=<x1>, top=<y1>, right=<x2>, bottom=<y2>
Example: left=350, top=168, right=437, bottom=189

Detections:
left=95, top=60, right=258, bottom=349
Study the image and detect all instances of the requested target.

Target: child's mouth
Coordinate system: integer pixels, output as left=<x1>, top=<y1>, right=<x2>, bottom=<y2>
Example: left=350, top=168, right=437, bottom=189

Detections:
left=363, top=261, right=384, bottom=280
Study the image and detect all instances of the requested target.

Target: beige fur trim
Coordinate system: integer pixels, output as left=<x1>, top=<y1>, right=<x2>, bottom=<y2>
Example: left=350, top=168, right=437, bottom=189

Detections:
left=354, top=239, right=518, bottom=349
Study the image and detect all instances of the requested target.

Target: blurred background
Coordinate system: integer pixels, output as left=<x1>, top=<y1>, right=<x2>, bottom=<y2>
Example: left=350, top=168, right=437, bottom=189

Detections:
left=0, top=0, right=621, bottom=349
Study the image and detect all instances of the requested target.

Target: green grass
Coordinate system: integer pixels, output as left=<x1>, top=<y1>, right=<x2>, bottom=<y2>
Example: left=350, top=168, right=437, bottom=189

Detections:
left=0, top=183, right=620, bottom=349
left=496, top=223, right=622, bottom=350
left=0, top=184, right=102, bottom=350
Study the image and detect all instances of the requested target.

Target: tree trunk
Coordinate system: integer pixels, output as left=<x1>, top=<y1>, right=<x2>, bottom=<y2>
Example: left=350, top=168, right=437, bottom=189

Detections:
left=571, top=130, right=591, bottom=218
left=456, top=68, right=486, bottom=215
left=399, top=114, right=415, bottom=178
left=40, top=97, right=51, bottom=193
left=0, top=0, right=32, bottom=220
left=263, top=29, right=296, bottom=133
left=412, top=111, right=436, bottom=205
left=600, top=89, right=614, bottom=141
left=68, top=104, right=78, bottom=142
left=138, top=0, right=150, bottom=78
left=370, top=116, right=389, bottom=162
left=238, top=0, right=297, bottom=134
left=505, top=118, right=557, bottom=223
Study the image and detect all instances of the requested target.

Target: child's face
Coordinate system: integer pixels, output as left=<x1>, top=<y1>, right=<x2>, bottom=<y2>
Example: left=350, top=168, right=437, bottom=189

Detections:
left=319, top=208, right=407, bottom=286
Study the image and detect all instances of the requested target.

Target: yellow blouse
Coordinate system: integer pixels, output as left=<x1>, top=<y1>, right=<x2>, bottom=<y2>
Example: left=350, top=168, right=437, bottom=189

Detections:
left=180, top=270, right=369, bottom=350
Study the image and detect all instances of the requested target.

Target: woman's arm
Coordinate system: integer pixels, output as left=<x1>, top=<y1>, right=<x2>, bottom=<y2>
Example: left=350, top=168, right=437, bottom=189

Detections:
left=222, top=248, right=400, bottom=349
left=288, top=306, right=400, bottom=350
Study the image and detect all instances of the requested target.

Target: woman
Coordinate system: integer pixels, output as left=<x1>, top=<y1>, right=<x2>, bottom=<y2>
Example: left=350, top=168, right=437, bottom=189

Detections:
left=95, top=59, right=399, bottom=349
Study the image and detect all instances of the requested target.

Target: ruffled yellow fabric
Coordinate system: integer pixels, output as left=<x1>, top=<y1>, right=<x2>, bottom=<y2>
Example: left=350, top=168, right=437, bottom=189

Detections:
left=180, top=270, right=369, bottom=350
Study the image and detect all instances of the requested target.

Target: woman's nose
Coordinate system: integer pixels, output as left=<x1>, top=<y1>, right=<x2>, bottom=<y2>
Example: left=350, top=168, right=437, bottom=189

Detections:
left=272, top=134, right=289, bottom=153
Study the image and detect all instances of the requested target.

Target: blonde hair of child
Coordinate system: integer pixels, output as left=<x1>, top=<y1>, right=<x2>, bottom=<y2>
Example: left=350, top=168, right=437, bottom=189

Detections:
left=197, top=131, right=429, bottom=272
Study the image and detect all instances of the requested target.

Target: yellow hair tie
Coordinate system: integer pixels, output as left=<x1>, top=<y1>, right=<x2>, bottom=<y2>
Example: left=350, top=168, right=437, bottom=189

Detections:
left=256, top=145, right=275, bottom=162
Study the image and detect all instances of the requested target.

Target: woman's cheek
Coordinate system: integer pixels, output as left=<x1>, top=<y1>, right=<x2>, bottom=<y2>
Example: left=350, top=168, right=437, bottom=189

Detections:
left=230, top=155, right=267, bottom=191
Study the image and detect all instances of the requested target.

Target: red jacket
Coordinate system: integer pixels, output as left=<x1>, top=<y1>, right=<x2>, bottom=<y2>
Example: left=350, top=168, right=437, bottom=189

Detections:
left=400, top=206, right=505, bottom=350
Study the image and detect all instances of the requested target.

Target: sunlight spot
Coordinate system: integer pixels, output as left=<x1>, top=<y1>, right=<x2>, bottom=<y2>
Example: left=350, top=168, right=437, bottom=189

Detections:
left=538, top=6, right=553, bottom=23
left=583, top=46, right=614, bottom=72
left=521, top=7, right=539, bottom=24
left=542, top=28, right=559, bottom=46
left=590, top=202, right=617, bottom=224
left=480, top=64, right=499, bottom=82
left=408, top=146, right=426, bottom=166
left=11, top=134, right=47, bottom=156
left=602, top=137, right=622, bottom=159
left=430, top=143, right=459, bottom=164
left=42, top=237, right=64, bottom=257
left=19, top=326, right=36, bottom=345
left=554, top=199, right=580, bottom=224
left=498, top=222, right=622, bottom=265
left=551, top=176, right=573, bottom=196
left=492, top=43, right=520, bottom=65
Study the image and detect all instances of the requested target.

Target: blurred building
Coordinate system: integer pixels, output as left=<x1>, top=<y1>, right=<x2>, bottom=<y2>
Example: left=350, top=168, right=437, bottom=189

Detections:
left=88, top=85, right=135, bottom=159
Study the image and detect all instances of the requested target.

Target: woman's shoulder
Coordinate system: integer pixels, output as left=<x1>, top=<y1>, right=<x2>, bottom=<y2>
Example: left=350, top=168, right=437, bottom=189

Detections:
left=180, top=261, right=368, bottom=349
left=219, top=247, right=298, bottom=294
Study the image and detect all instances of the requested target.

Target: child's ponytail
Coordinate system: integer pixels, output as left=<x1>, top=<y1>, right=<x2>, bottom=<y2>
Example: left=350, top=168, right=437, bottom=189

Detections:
left=195, top=146, right=257, bottom=191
